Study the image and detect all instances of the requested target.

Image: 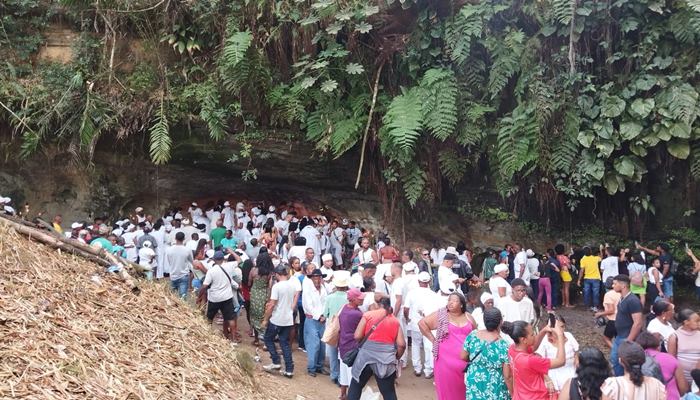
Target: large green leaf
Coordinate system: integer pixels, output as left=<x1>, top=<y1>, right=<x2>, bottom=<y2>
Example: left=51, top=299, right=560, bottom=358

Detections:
left=594, top=119, right=613, bottom=139
left=670, top=122, right=692, bottom=139
left=578, top=130, right=595, bottom=147
left=629, top=98, right=654, bottom=119
left=620, top=121, right=643, bottom=140
left=667, top=140, right=690, bottom=159
left=614, top=157, right=635, bottom=177
left=601, top=95, right=626, bottom=118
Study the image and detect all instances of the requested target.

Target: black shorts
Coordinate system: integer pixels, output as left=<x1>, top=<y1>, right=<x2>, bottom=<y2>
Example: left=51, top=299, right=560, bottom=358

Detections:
left=207, top=298, right=236, bottom=321
left=604, top=320, right=617, bottom=339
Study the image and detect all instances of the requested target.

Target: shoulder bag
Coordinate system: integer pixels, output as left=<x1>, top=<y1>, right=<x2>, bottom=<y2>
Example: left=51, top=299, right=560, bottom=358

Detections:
left=342, top=313, right=388, bottom=367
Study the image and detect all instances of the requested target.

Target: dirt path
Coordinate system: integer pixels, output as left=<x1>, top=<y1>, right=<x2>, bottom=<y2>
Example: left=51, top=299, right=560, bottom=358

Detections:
left=231, top=305, right=608, bottom=399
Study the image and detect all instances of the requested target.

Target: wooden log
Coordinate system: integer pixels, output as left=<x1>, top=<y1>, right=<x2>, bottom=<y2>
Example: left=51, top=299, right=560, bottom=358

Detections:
left=0, top=216, right=140, bottom=294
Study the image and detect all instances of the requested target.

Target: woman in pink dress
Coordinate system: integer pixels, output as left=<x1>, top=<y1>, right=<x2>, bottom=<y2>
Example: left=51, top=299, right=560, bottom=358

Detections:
left=419, top=292, right=476, bottom=400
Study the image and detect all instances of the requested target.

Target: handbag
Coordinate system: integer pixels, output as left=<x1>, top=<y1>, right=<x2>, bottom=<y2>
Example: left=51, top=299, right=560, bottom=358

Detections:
left=322, top=313, right=340, bottom=346
left=342, top=313, right=388, bottom=367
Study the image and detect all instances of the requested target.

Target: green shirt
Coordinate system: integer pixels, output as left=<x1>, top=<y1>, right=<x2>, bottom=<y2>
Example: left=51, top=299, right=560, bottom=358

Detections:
left=221, top=237, right=238, bottom=250
left=323, top=291, right=349, bottom=319
left=210, top=227, right=227, bottom=249
left=482, top=257, right=497, bottom=280
left=91, top=237, right=114, bottom=253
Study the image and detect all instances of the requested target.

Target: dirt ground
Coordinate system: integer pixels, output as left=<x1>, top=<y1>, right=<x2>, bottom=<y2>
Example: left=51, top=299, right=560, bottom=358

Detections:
left=229, top=305, right=609, bottom=400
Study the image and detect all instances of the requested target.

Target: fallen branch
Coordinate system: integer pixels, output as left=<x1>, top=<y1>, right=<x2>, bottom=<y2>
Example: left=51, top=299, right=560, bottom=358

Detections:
left=354, top=60, right=385, bottom=189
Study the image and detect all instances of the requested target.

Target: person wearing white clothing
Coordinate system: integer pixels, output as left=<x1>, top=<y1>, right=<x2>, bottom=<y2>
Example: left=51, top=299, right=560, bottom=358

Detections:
left=512, top=245, right=529, bottom=284
left=498, top=279, right=535, bottom=324
left=302, top=268, right=329, bottom=376
left=646, top=300, right=676, bottom=351
left=300, top=223, right=322, bottom=267
left=138, top=241, right=157, bottom=280
left=536, top=315, right=579, bottom=391
left=403, top=271, right=436, bottom=377
left=438, top=253, right=462, bottom=294
left=600, top=247, right=620, bottom=284
left=196, top=251, right=238, bottom=343
left=261, top=266, right=297, bottom=377
left=489, top=263, right=512, bottom=307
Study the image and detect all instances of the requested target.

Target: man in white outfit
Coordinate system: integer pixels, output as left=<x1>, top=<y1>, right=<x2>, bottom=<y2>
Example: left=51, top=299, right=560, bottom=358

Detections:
left=404, top=271, right=437, bottom=378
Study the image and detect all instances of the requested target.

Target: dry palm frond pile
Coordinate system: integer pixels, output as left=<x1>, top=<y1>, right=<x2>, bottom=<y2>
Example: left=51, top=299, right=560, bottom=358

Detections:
left=0, top=222, right=280, bottom=399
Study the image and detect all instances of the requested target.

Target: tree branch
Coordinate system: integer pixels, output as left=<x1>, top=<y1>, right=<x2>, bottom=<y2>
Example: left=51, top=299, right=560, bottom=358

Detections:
left=354, top=61, right=385, bottom=189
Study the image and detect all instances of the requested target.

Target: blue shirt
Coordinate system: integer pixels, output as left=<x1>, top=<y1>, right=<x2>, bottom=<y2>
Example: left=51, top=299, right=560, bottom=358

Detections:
left=221, top=237, right=238, bottom=250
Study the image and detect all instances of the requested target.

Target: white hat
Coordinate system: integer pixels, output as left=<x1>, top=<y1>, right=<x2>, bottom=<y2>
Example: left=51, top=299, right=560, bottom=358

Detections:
left=417, top=271, right=431, bottom=283
left=440, top=282, right=456, bottom=294
left=165, top=225, right=172, bottom=232
left=526, top=249, right=535, bottom=257
left=142, top=240, right=152, bottom=248
left=174, top=213, right=183, bottom=220
left=135, top=207, right=144, bottom=212
left=2, top=197, right=10, bottom=203
left=402, top=261, right=417, bottom=273
left=224, top=201, right=231, bottom=207
left=252, top=207, right=261, bottom=215
left=191, top=202, right=198, bottom=207
left=494, top=263, right=509, bottom=274
left=333, top=270, right=350, bottom=287
left=71, top=222, right=82, bottom=229
left=236, top=202, right=244, bottom=210
left=269, top=205, right=276, bottom=212
left=342, top=218, right=348, bottom=225
left=445, top=246, right=459, bottom=256
left=321, top=254, right=333, bottom=262
left=480, top=292, right=494, bottom=304
left=182, top=218, right=191, bottom=225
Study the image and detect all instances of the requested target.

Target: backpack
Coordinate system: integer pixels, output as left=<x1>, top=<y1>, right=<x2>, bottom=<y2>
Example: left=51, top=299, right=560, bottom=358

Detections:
left=641, top=355, right=667, bottom=384
left=630, top=270, right=644, bottom=286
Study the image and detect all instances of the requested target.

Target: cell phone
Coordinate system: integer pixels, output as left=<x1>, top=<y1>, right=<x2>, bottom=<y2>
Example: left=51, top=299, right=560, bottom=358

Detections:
left=548, top=313, right=556, bottom=328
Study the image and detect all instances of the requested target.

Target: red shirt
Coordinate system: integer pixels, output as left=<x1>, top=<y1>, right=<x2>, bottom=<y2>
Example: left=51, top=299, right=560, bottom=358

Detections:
left=362, top=309, right=399, bottom=344
left=508, top=345, right=551, bottom=400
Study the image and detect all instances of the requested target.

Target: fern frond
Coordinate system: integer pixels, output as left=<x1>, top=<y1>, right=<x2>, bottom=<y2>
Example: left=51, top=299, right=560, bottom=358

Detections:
left=691, top=141, right=700, bottom=179
left=552, top=0, right=574, bottom=25
left=551, top=109, right=580, bottom=173
left=487, top=30, right=525, bottom=99
left=401, top=164, right=427, bottom=208
left=438, top=149, right=467, bottom=186
left=444, top=6, right=484, bottom=64
left=330, top=117, right=363, bottom=158
left=221, top=31, right=253, bottom=68
left=149, top=97, right=171, bottom=165
left=420, top=68, right=458, bottom=141
left=496, top=104, right=539, bottom=180
left=382, top=88, right=423, bottom=152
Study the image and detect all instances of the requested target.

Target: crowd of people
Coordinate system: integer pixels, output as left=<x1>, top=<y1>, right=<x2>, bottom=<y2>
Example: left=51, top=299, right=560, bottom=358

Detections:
left=5, top=196, right=700, bottom=400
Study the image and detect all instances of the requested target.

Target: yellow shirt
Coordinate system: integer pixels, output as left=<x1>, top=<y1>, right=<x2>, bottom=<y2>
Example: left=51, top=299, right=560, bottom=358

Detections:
left=53, top=223, right=63, bottom=234
left=581, top=255, right=601, bottom=280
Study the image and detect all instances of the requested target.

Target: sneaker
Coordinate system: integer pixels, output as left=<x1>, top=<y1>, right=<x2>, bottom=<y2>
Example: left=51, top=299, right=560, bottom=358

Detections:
left=317, top=368, right=330, bottom=376
left=414, top=370, right=422, bottom=377
left=424, top=372, right=434, bottom=379
left=299, top=347, right=307, bottom=353
left=281, top=371, right=293, bottom=379
left=263, top=363, right=282, bottom=372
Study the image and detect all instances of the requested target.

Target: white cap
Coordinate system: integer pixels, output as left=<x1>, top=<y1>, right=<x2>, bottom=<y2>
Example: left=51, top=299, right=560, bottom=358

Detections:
left=402, top=261, right=417, bottom=273
left=526, top=249, right=535, bottom=257
left=494, top=263, right=509, bottom=274
left=182, top=218, right=191, bottom=225
left=71, top=222, right=82, bottom=229
left=224, top=201, right=231, bottom=207
left=269, top=205, right=276, bottom=212
left=191, top=202, right=198, bottom=207
left=321, top=254, right=333, bottom=262
left=165, top=225, right=172, bottom=232
left=480, top=292, right=494, bottom=304
left=135, top=207, right=144, bottom=212
left=252, top=207, right=261, bottom=215
left=333, top=270, right=350, bottom=287
left=417, top=271, right=431, bottom=283
left=143, top=240, right=153, bottom=248
left=236, top=202, right=244, bottom=210
left=1, top=197, right=10, bottom=203
left=445, top=246, right=458, bottom=256
left=174, top=213, right=183, bottom=220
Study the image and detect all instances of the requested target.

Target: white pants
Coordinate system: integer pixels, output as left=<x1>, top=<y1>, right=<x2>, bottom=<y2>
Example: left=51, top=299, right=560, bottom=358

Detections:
left=409, top=329, right=433, bottom=375
left=338, top=356, right=352, bottom=386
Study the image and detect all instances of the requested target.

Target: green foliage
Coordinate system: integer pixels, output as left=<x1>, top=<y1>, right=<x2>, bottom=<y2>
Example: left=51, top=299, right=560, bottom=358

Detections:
left=420, top=68, right=458, bottom=141
left=496, top=105, right=539, bottom=182
left=382, top=88, right=423, bottom=155
left=149, top=98, right=171, bottom=165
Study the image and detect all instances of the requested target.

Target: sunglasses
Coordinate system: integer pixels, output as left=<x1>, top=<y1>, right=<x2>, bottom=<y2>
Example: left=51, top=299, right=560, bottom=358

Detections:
left=422, top=253, right=429, bottom=256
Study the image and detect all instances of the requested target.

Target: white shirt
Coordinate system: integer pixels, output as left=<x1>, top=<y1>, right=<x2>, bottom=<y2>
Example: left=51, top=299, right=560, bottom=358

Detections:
left=513, top=251, right=529, bottom=282
left=472, top=307, right=485, bottom=330
left=438, top=265, right=459, bottom=294
left=138, top=247, right=156, bottom=270
left=499, top=295, right=535, bottom=324
left=391, top=277, right=405, bottom=310
left=527, top=258, right=540, bottom=281
left=536, top=332, right=579, bottom=390
left=300, top=225, right=322, bottom=266
left=357, top=248, right=376, bottom=264
left=404, top=286, right=437, bottom=331
left=222, top=207, right=234, bottom=230
left=270, top=279, right=297, bottom=327
left=302, top=278, right=328, bottom=320
left=647, top=318, right=675, bottom=349
left=601, top=256, right=619, bottom=282
left=489, top=276, right=512, bottom=306
left=203, top=262, right=237, bottom=302
left=349, top=272, right=364, bottom=290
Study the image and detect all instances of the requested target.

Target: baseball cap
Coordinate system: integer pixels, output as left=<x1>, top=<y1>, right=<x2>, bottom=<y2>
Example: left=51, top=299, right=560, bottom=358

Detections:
left=347, top=288, right=366, bottom=301
left=417, top=271, right=431, bottom=282
left=212, top=251, right=225, bottom=261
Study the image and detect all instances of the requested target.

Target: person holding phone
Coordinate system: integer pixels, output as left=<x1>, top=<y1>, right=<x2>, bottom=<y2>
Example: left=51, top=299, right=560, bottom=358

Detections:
left=536, top=315, right=579, bottom=391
